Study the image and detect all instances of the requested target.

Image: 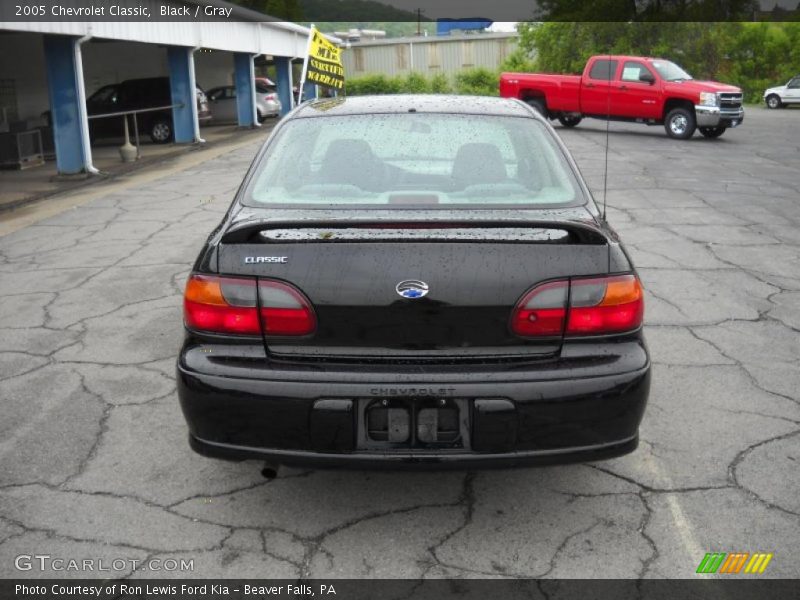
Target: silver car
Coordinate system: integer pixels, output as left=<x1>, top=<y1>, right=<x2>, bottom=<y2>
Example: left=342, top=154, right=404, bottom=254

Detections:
left=207, top=83, right=282, bottom=122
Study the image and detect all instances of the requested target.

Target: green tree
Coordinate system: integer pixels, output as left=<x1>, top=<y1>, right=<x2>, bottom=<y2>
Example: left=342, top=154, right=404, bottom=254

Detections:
left=453, top=68, right=499, bottom=96
left=402, top=72, right=431, bottom=93
left=499, top=40, right=537, bottom=73
left=429, top=73, right=451, bottom=94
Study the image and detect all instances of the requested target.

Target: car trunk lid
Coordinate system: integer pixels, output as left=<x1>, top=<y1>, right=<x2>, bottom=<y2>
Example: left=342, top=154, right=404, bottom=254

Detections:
left=216, top=215, right=610, bottom=363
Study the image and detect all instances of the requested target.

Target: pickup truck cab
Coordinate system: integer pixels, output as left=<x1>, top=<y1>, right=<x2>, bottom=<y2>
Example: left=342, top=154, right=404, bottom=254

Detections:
left=500, top=55, right=744, bottom=140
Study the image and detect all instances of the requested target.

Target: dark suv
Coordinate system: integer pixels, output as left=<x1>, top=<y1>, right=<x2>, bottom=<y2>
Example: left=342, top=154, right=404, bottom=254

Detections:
left=85, top=77, right=211, bottom=144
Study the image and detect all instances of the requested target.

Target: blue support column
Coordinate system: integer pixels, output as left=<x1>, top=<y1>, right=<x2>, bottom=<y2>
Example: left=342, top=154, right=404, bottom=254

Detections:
left=302, top=81, right=318, bottom=102
left=43, top=35, right=89, bottom=175
left=167, top=47, right=197, bottom=143
left=274, top=56, right=293, bottom=117
left=233, top=53, right=258, bottom=127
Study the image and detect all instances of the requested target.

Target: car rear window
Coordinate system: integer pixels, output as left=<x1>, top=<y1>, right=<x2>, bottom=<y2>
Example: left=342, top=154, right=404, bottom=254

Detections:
left=243, top=113, right=584, bottom=208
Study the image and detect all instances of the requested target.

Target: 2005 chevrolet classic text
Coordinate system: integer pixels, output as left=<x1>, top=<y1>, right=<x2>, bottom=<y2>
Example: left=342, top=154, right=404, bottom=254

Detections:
left=176, top=95, right=650, bottom=470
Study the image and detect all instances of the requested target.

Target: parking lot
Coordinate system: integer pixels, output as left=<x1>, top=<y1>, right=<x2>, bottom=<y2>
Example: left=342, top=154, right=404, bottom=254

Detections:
left=0, top=105, right=798, bottom=579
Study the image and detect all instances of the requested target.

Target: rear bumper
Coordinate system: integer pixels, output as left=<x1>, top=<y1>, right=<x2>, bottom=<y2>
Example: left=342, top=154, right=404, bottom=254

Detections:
left=177, top=338, right=650, bottom=469
left=189, top=432, right=639, bottom=470
left=695, top=105, right=744, bottom=128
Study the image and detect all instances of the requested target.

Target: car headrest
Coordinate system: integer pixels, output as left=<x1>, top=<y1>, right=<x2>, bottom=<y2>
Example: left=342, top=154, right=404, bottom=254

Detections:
left=318, top=139, right=383, bottom=190
left=451, top=143, right=507, bottom=189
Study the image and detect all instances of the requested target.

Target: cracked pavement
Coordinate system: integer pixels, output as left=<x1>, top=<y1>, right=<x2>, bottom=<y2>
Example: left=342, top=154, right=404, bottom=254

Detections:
left=0, top=107, right=798, bottom=580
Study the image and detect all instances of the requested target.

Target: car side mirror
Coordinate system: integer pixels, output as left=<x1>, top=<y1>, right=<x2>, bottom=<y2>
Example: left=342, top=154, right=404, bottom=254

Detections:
left=639, top=72, right=655, bottom=84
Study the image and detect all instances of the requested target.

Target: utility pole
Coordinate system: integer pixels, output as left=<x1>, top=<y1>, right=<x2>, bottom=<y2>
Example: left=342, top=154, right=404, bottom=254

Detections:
left=416, top=8, right=422, bottom=36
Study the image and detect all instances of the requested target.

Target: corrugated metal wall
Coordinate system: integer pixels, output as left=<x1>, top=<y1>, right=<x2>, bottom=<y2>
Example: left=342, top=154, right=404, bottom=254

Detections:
left=343, top=35, right=518, bottom=78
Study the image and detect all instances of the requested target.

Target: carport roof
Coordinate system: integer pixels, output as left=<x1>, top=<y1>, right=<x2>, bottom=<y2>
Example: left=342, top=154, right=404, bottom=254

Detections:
left=0, top=0, right=339, bottom=57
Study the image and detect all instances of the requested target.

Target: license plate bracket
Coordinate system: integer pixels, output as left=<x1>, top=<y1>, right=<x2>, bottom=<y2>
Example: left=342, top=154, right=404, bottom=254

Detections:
left=357, top=397, right=469, bottom=451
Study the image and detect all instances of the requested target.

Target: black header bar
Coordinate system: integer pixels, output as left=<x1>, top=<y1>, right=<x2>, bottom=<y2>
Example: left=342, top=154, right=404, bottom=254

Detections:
left=0, top=0, right=793, bottom=23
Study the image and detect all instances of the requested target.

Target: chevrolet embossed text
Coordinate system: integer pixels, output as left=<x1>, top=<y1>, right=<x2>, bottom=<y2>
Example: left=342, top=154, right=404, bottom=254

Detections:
left=369, top=387, right=457, bottom=396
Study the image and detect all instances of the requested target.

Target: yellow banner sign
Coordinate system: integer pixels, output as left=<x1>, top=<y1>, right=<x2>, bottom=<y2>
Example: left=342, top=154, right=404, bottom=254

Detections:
left=306, top=28, right=345, bottom=90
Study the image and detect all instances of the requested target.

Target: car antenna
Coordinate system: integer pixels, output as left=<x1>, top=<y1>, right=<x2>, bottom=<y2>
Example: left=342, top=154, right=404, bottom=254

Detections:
left=602, top=55, right=611, bottom=222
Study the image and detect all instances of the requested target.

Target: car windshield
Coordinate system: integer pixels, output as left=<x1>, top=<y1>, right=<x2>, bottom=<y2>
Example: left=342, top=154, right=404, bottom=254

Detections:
left=244, top=113, right=583, bottom=208
left=650, top=60, right=693, bottom=81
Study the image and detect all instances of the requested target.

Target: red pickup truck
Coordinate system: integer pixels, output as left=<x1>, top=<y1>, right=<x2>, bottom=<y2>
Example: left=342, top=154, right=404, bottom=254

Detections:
left=499, top=55, right=744, bottom=140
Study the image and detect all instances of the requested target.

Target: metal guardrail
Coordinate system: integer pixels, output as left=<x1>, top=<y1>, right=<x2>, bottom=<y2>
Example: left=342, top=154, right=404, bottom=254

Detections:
left=87, top=103, right=184, bottom=158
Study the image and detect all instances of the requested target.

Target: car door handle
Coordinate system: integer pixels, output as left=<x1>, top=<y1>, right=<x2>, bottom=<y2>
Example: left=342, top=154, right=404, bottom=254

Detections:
left=586, top=83, right=594, bottom=88
left=619, top=85, right=628, bottom=90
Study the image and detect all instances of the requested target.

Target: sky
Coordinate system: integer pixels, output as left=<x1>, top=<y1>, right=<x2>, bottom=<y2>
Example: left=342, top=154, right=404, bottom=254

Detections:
left=487, top=22, right=518, bottom=32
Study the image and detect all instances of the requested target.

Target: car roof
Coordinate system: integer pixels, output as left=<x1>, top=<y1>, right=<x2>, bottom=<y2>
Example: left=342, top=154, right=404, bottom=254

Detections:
left=592, top=55, right=658, bottom=61
left=293, top=94, right=534, bottom=119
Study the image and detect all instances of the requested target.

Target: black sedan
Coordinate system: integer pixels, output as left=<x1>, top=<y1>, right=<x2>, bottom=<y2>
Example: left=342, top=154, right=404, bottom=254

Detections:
left=177, top=95, right=650, bottom=471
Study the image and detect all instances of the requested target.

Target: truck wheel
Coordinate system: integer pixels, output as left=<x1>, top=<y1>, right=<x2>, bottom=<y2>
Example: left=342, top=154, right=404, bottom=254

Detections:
left=664, top=107, right=696, bottom=140
left=557, top=115, right=583, bottom=128
left=699, top=127, right=726, bottom=139
left=765, top=94, right=782, bottom=109
left=525, top=99, right=546, bottom=117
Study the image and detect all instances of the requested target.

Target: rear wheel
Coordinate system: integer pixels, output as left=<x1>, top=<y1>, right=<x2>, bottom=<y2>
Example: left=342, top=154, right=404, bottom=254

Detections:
left=699, top=126, right=726, bottom=139
left=664, top=107, right=696, bottom=140
left=525, top=98, right=546, bottom=117
left=766, top=94, right=782, bottom=109
left=557, top=115, right=582, bottom=128
left=149, top=119, right=173, bottom=144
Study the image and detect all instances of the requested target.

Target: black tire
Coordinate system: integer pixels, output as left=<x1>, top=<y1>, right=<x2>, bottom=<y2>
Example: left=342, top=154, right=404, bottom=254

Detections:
left=699, top=126, right=726, bottom=139
left=557, top=115, right=583, bottom=128
left=257, top=110, right=265, bottom=123
left=765, top=94, right=782, bottom=109
left=664, top=107, right=696, bottom=140
left=525, top=98, right=546, bottom=117
left=149, top=119, right=173, bottom=144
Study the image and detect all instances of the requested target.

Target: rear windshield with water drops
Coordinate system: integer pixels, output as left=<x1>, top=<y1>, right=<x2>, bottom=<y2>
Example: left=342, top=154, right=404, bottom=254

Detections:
left=243, top=113, right=585, bottom=209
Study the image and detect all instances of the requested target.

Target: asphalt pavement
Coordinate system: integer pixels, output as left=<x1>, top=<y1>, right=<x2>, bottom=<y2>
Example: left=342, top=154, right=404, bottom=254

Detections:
left=0, top=106, right=798, bottom=579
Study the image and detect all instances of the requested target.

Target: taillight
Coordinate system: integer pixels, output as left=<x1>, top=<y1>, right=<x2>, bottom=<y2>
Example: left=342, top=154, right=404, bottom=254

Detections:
left=566, top=274, right=643, bottom=335
left=510, top=280, right=568, bottom=336
left=265, top=93, right=276, bottom=101
left=184, top=275, right=260, bottom=335
left=258, top=279, right=316, bottom=336
left=511, top=274, right=644, bottom=337
left=184, top=275, right=316, bottom=336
